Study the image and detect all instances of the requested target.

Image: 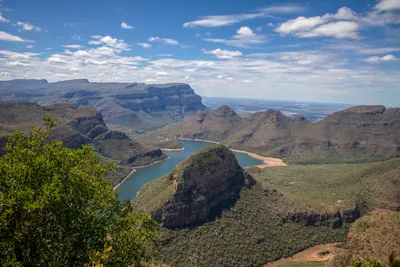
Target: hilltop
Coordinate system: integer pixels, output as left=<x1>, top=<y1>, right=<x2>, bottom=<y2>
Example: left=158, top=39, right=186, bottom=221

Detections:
left=0, top=102, right=167, bottom=185
left=132, top=144, right=357, bottom=266
left=151, top=105, right=400, bottom=164
left=0, top=79, right=206, bottom=130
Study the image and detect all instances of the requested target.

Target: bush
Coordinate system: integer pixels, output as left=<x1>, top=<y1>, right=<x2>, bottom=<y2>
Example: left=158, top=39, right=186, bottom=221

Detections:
left=0, top=116, right=158, bottom=266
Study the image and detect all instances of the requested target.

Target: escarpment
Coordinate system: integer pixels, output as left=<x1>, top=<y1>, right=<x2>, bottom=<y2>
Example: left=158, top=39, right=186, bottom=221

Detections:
left=0, top=79, right=206, bottom=130
left=132, top=145, right=255, bottom=228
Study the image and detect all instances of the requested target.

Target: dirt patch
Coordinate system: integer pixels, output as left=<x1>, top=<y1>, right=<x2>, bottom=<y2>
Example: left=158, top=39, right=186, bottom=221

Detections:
left=265, top=243, right=344, bottom=266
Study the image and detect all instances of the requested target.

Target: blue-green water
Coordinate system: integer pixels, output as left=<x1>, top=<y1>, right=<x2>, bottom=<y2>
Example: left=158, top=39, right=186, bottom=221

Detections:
left=117, top=140, right=262, bottom=201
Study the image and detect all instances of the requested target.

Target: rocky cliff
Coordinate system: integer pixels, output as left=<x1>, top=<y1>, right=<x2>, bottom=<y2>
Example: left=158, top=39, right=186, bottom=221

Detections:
left=0, top=79, right=206, bottom=130
left=132, top=145, right=255, bottom=228
left=0, top=102, right=167, bottom=185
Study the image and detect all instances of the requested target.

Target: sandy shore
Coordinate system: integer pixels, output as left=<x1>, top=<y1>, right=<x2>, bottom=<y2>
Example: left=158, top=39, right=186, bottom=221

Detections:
left=113, top=156, right=170, bottom=190
left=161, top=147, right=185, bottom=151
left=179, top=138, right=287, bottom=168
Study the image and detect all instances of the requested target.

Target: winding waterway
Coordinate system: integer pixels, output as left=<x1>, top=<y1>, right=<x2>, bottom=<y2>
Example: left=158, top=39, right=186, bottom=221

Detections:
left=118, top=140, right=263, bottom=201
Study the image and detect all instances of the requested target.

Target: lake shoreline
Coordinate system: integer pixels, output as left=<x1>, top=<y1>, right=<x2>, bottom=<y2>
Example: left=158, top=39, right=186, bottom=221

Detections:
left=113, top=156, right=171, bottom=190
left=178, top=138, right=287, bottom=168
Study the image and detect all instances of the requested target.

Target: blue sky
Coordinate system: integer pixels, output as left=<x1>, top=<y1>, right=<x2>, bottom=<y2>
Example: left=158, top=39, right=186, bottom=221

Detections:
left=0, top=0, right=399, bottom=105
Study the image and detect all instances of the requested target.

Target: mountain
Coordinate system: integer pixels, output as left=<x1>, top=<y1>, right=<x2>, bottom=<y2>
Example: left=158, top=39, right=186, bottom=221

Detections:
left=0, top=79, right=206, bottom=130
left=132, top=145, right=255, bottom=228
left=152, top=105, right=400, bottom=164
left=0, top=102, right=167, bottom=185
left=131, top=144, right=353, bottom=266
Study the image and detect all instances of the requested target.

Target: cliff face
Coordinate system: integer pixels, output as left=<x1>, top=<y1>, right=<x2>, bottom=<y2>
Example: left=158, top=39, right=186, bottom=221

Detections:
left=0, top=79, right=206, bottom=130
left=133, top=145, right=255, bottom=228
left=281, top=202, right=360, bottom=229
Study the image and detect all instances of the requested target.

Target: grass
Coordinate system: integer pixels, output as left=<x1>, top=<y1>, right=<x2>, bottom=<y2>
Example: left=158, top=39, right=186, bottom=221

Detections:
left=139, top=184, right=349, bottom=267
left=247, top=158, right=400, bottom=213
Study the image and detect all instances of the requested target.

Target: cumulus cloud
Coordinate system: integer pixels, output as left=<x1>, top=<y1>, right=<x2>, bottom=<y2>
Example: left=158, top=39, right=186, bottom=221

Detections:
left=16, top=22, right=42, bottom=32
left=156, top=71, right=169, bottom=76
left=375, top=0, right=400, bottom=11
left=204, top=26, right=266, bottom=48
left=7, top=61, right=29, bottom=67
left=276, top=16, right=325, bottom=34
left=62, top=44, right=83, bottom=49
left=183, top=4, right=303, bottom=28
left=137, top=43, right=152, bottom=48
left=363, top=54, right=398, bottom=63
left=89, top=35, right=130, bottom=51
left=0, top=31, right=33, bottom=42
left=47, top=56, right=68, bottom=64
left=148, top=36, right=179, bottom=45
left=298, top=21, right=360, bottom=39
left=203, top=48, right=243, bottom=59
left=121, top=22, right=133, bottom=29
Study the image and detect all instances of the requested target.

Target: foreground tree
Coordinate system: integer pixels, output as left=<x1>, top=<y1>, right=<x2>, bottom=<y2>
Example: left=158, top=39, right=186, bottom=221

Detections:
left=0, top=116, right=158, bottom=266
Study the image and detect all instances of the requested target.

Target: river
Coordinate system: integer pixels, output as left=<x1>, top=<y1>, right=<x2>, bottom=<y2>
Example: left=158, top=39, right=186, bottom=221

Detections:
left=117, top=140, right=263, bottom=201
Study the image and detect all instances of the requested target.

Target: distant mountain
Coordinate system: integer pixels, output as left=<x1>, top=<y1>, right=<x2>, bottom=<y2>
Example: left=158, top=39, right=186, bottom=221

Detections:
left=0, top=79, right=206, bottom=130
left=152, top=105, right=400, bottom=164
left=0, top=102, right=167, bottom=185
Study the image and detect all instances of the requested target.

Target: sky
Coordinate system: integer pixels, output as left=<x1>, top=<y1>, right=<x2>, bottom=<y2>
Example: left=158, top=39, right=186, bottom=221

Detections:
left=0, top=0, right=399, bottom=106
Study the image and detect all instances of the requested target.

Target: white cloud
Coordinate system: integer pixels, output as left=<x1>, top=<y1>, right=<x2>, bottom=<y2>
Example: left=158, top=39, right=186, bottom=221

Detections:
left=375, top=0, right=400, bottom=11
left=363, top=54, right=398, bottom=63
left=145, top=79, right=156, bottom=83
left=121, top=22, right=133, bottom=29
left=62, top=44, right=83, bottom=49
left=299, top=21, right=360, bottom=39
left=203, top=48, right=243, bottom=59
left=71, top=35, right=83, bottom=41
left=85, top=59, right=107, bottom=65
left=157, top=54, right=173, bottom=57
left=183, top=4, right=303, bottom=28
left=204, top=26, right=266, bottom=48
left=48, top=56, right=68, bottom=64
left=7, top=61, right=29, bottom=67
left=26, top=45, right=34, bottom=49
left=16, top=22, right=42, bottom=32
left=236, top=26, right=255, bottom=36
left=0, top=31, right=33, bottom=42
left=89, top=35, right=130, bottom=51
left=137, top=43, right=152, bottom=48
left=148, top=36, right=179, bottom=45
left=156, top=71, right=169, bottom=76
left=243, top=80, right=252, bottom=83
left=0, top=14, right=9, bottom=22
left=276, top=16, right=325, bottom=34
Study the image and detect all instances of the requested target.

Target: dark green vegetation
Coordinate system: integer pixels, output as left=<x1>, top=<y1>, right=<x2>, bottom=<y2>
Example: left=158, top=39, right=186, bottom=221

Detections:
left=247, top=158, right=400, bottom=213
left=132, top=145, right=350, bottom=266
left=0, top=119, right=158, bottom=266
left=0, top=102, right=167, bottom=186
left=150, top=105, right=400, bottom=164
left=0, top=79, right=205, bottom=130
left=328, top=210, right=400, bottom=267
left=138, top=184, right=349, bottom=267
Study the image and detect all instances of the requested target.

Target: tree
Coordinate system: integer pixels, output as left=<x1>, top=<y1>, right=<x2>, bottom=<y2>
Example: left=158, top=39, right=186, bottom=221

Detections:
left=349, top=252, right=400, bottom=267
left=0, top=116, right=158, bottom=266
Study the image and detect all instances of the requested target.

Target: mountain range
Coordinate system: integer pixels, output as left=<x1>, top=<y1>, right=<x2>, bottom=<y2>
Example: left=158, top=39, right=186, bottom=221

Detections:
left=152, top=105, right=400, bottom=164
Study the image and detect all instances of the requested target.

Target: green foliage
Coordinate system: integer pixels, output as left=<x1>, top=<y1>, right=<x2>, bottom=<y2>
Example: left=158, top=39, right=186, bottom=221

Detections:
left=151, top=185, right=349, bottom=267
left=0, top=118, right=158, bottom=266
left=349, top=253, right=400, bottom=267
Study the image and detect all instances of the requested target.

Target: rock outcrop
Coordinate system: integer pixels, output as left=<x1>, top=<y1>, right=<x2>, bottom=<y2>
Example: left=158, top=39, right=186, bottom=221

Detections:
left=281, top=202, right=360, bottom=229
left=0, top=79, right=206, bottom=130
left=133, top=145, right=255, bottom=228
